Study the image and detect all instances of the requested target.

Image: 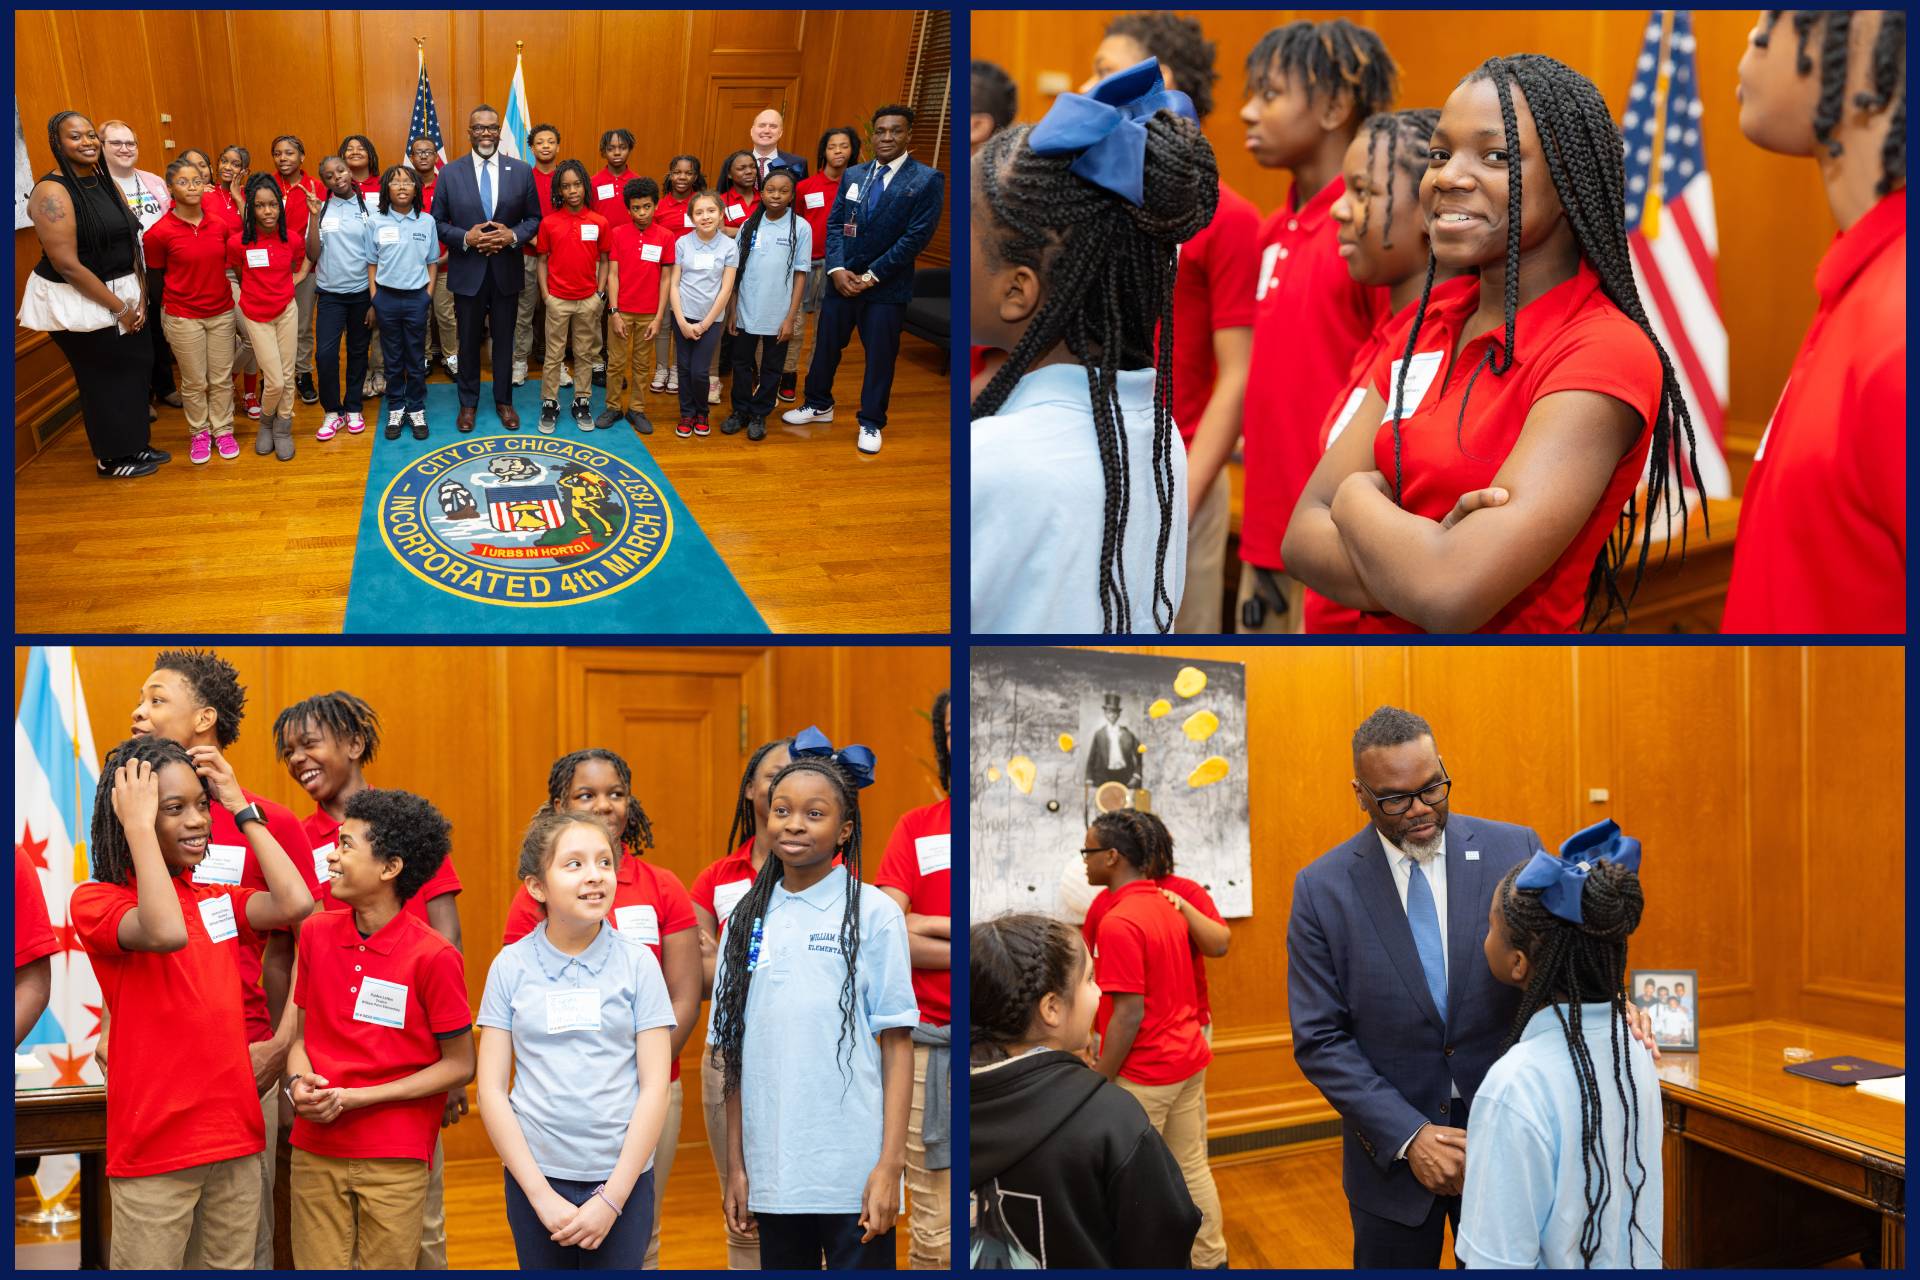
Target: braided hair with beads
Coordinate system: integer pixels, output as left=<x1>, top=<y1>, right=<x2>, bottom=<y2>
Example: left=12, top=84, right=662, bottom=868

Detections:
left=708, top=754, right=867, bottom=1098
left=1757, top=10, right=1906, bottom=195
left=1360, top=108, right=1442, bottom=250
left=969, top=913, right=1085, bottom=1065
left=89, top=736, right=205, bottom=886
left=1495, top=857, right=1656, bottom=1267
left=1387, top=54, right=1706, bottom=630
left=970, top=113, right=1218, bottom=634
left=546, top=748, right=655, bottom=855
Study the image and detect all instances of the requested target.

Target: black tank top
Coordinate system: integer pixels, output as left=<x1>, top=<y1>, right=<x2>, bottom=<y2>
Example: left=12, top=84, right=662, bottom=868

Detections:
left=32, top=170, right=139, bottom=284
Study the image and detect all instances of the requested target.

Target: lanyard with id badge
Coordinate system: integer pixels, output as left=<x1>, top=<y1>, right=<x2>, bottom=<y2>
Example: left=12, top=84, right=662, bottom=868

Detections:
left=842, top=164, right=887, bottom=240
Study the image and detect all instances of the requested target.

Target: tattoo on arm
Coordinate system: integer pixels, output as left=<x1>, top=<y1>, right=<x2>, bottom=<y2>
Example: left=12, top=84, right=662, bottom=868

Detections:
left=38, top=195, right=67, bottom=222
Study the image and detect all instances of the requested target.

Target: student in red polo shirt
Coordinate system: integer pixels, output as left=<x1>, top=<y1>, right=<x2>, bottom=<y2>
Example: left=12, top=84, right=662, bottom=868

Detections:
left=601, top=176, right=675, bottom=433
left=874, top=691, right=952, bottom=1269
left=1236, top=19, right=1397, bottom=633
left=1281, top=54, right=1707, bottom=634
left=588, top=128, right=642, bottom=384
left=1722, top=9, right=1906, bottom=633
left=286, top=788, right=472, bottom=1270
left=1080, top=808, right=1224, bottom=1268
left=268, top=135, right=327, bottom=407
left=514, top=123, right=564, bottom=387
left=15, top=843, right=58, bottom=1048
left=536, top=160, right=609, bottom=432
left=500, top=748, right=700, bottom=1269
left=717, top=150, right=762, bottom=235
left=409, top=135, right=460, bottom=383
left=651, top=155, right=706, bottom=393
left=339, top=134, right=382, bottom=195
left=72, top=736, right=315, bottom=1269
left=145, top=157, right=242, bottom=464
left=227, top=174, right=307, bottom=461
left=786, top=129, right=857, bottom=402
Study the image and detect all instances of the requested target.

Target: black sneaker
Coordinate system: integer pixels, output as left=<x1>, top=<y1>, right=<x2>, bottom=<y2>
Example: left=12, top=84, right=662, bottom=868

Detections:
left=719, top=412, right=748, bottom=435
left=625, top=408, right=653, bottom=435
left=409, top=409, right=429, bottom=441
left=571, top=398, right=594, bottom=430
left=539, top=399, right=559, bottom=435
left=95, top=453, right=160, bottom=478
left=591, top=366, right=607, bottom=388
left=385, top=409, right=405, bottom=440
left=594, top=408, right=623, bottom=430
left=296, top=372, right=318, bottom=404
left=746, top=415, right=767, bottom=441
left=134, top=445, right=173, bottom=465
left=778, top=372, right=797, bottom=402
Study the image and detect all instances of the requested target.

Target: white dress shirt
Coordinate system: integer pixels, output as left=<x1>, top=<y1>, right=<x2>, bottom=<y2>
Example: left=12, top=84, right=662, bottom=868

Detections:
left=1377, top=828, right=1461, bottom=1160
left=469, top=151, right=512, bottom=241
left=1105, top=725, right=1125, bottom=769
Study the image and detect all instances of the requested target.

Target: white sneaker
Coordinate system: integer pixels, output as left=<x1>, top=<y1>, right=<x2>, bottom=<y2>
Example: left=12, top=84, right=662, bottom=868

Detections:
left=782, top=404, right=834, bottom=425
left=857, top=425, right=882, bottom=454
left=666, top=368, right=679, bottom=393
left=560, top=366, right=573, bottom=387
left=708, top=377, right=721, bottom=405
left=512, top=361, right=527, bottom=386
left=445, top=353, right=458, bottom=376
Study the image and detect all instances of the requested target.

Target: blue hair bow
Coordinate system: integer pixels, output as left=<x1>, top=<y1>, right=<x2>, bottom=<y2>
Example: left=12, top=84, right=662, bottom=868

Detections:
left=789, top=725, right=877, bottom=790
left=1513, top=819, right=1642, bottom=925
left=1028, top=57, right=1197, bottom=207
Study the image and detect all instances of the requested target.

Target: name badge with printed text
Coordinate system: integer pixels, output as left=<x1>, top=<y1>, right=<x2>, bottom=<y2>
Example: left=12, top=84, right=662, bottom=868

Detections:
left=1382, top=351, right=1444, bottom=422
left=615, top=904, right=660, bottom=945
left=377, top=225, right=401, bottom=246
left=352, top=975, right=409, bottom=1029
left=915, top=833, right=950, bottom=876
left=596, top=183, right=616, bottom=201
left=712, top=878, right=751, bottom=925
left=193, top=842, right=247, bottom=886
left=581, top=223, right=600, bottom=242
left=245, top=248, right=270, bottom=269
left=804, top=191, right=826, bottom=209
left=640, top=243, right=663, bottom=263
left=311, top=842, right=336, bottom=884
left=546, top=988, right=603, bottom=1033
left=198, top=894, right=239, bottom=943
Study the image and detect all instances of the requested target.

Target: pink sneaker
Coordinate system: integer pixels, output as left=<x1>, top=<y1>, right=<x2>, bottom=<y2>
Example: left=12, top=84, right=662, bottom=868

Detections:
left=215, top=432, right=241, bottom=460
left=190, top=431, right=212, bottom=465
left=316, top=412, right=343, bottom=442
left=244, top=392, right=261, bottom=420
left=345, top=412, right=367, bottom=434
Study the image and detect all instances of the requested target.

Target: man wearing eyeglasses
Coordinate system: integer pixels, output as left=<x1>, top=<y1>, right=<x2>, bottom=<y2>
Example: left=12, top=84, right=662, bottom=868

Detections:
left=1286, top=705, right=1658, bottom=1268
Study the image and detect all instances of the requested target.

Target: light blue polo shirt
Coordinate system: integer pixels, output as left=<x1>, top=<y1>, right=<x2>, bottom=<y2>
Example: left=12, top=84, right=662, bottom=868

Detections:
left=674, top=229, right=739, bottom=325
left=476, top=920, right=677, bottom=1183
left=707, top=863, right=918, bottom=1214
left=369, top=207, right=439, bottom=290
left=734, top=209, right=811, bottom=336
left=312, top=193, right=375, bottom=295
left=1457, top=1002, right=1665, bottom=1269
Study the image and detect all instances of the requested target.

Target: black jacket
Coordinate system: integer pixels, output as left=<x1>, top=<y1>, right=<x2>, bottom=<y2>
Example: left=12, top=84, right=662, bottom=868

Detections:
left=971, top=1050, right=1200, bottom=1269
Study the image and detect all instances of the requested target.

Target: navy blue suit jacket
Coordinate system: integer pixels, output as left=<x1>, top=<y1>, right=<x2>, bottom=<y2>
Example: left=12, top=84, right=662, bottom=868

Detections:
left=762, top=149, right=808, bottom=181
left=1287, top=816, right=1541, bottom=1226
left=821, top=155, right=944, bottom=307
left=433, top=151, right=542, bottom=297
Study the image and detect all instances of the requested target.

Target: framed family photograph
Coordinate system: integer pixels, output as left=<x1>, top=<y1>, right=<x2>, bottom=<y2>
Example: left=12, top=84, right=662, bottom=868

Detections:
left=1631, top=968, right=1699, bottom=1052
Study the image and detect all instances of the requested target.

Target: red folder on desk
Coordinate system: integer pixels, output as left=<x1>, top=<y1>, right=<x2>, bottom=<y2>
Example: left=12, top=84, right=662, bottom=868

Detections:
left=1784, top=1055, right=1905, bottom=1085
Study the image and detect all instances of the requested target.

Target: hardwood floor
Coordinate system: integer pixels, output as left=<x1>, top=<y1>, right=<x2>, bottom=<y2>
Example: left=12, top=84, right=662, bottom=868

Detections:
left=13, top=341, right=951, bottom=635
left=1210, top=1142, right=1453, bottom=1270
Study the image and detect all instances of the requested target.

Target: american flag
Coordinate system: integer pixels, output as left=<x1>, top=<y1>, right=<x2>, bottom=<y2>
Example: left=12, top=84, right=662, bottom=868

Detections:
left=410, top=47, right=447, bottom=168
left=1622, top=9, right=1731, bottom=498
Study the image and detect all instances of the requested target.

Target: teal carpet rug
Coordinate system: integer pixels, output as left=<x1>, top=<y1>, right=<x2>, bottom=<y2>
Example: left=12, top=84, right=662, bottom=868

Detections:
left=343, top=381, right=766, bottom=633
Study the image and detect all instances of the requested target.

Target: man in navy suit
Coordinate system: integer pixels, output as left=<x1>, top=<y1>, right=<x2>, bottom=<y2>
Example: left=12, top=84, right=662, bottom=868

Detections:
left=784, top=104, right=945, bottom=455
left=434, top=104, right=542, bottom=432
left=747, top=108, right=808, bottom=183
left=1289, top=707, right=1660, bottom=1267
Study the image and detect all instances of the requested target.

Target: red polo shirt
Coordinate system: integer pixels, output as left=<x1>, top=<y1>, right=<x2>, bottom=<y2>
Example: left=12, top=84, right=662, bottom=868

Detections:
left=1171, top=178, right=1260, bottom=446
left=194, top=789, right=321, bottom=1043
left=1356, top=260, right=1660, bottom=633
left=590, top=167, right=637, bottom=222
left=502, top=849, right=695, bottom=1080
left=690, top=842, right=759, bottom=935
left=144, top=209, right=236, bottom=318
left=608, top=220, right=676, bottom=313
left=70, top=874, right=265, bottom=1177
left=536, top=206, right=609, bottom=301
left=1242, top=175, right=1392, bottom=570
left=1723, top=188, right=1905, bottom=633
left=16, top=846, right=58, bottom=968
left=656, top=191, right=696, bottom=236
left=417, top=177, right=450, bottom=262
left=873, top=798, right=951, bottom=1027
left=274, top=171, right=325, bottom=242
left=722, top=192, right=760, bottom=230
left=291, top=907, right=470, bottom=1163
left=200, top=187, right=241, bottom=229
left=1081, top=872, right=1223, bottom=1026
left=524, top=167, right=558, bottom=257
left=1091, top=879, right=1210, bottom=1086
left=302, top=809, right=462, bottom=923
left=794, top=173, right=841, bottom=261
left=226, top=229, right=306, bottom=323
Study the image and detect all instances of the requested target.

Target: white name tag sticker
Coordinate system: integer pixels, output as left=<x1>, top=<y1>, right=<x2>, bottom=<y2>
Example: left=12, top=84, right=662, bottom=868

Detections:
left=803, top=191, right=826, bottom=210
left=683, top=213, right=694, bottom=227
left=311, top=842, right=336, bottom=884
left=915, top=833, right=951, bottom=876
left=1382, top=350, right=1444, bottom=422
left=726, top=202, right=745, bottom=220
left=581, top=223, right=600, bottom=242
left=692, top=252, right=715, bottom=270
left=1325, top=387, right=1369, bottom=449
left=198, top=894, right=239, bottom=943
left=712, top=878, right=751, bottom=925
left=615, top=904, right=660, bottom=944
left=546, top=988, right=602, bottom=1033
left=245, top=248, right=270, bottom=269
left=640, top=243, right=663, bottom=263
left=1465, top=849, right=1480, bottom=861
left=352, top=976, right=409, bottom=1029
left=845, top=182, right=860, bottom=203
left=377, top=225, right=400, bottom=246
left=322, top=217, right=342, bottom=234
left=596, top=183, right=616, bottom=201
left=193, top=842, right=247, bottom=886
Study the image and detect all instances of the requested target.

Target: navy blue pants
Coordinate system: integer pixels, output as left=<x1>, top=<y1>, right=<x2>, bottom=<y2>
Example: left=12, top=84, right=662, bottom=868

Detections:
left=801, top=287, right=904, bottom=431
left=502, top=1169, right=654, bottom=1270
left=756, top=1211, right=896, bottom=1270
left=374, top=286, right=430, bottom=413
left=1350, top=1096, right=1470, bottom=1268
left=676, top=325, right=722, bottom=419
left=453, top=269, right=521, bottom=407
left=314, top=287, right=372, bottom=413
left=728, top=332, right=787, bottom=418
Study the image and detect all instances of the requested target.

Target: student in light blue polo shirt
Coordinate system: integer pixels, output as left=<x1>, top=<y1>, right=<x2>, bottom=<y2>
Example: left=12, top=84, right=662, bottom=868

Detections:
left=1459, top=827, right=1663, bottom=1269
left=708, top=729, right=918, bottom=1270
left=367, top=164, right=440, bottom=441
left=476, top=809, right=676, bottom=1270
left=722, top=167, right=811, bottom=440
left=304, top=155, right=377, bottom=441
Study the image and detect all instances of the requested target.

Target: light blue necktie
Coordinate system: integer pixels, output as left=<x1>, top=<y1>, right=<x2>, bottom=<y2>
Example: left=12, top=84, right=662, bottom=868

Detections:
left=480, top=157, right=494, bottom=220
left=1406, top=860, right=1447, bottom=1023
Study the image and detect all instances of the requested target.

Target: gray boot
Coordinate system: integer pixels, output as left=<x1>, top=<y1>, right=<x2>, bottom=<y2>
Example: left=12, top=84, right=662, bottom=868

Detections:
left=254, top=415, right=274, bottom=454
left=271, top=413, right=295, bottom=462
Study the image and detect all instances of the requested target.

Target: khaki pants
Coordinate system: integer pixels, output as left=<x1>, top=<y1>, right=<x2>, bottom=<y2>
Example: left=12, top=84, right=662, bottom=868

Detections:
left=162, top=310, right=237, bottom=438
left=1234, top=561, right=1305, bottom=634
left=294, top=271, right=316, bottom=375
left=783, top=262, right=826, bottom=374
left=228, top=279, right=257, bottom=377
left=643, top=1076, right=683, bottom=1269
left=241, top=301, right=299, bottom=421
left=604, top=311, right=659, bottom=413
left=542, top=293, right=600, bottom=402
left=514, top=255, right=540, bottom=368
left=109, top=1151, right=262, bottom=1270
left=1117, top=1070, right=1227, bottom=1268
left=429, top=272, right=459, bottom=363
left=700, top=1045, right=759, bottom=1269
left=418, top=1137, right=447, bottom=1268
left=1177, top=470, right=1231, bottom=632
left=905, top=1041, right=950, bottom=1269
left=290, top=1146, right=431, bottom=1270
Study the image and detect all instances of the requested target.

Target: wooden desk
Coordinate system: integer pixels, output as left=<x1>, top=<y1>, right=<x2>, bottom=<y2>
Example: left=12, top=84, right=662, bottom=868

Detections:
left=14, top=1084, right=108, bottom=1269
left=1658, top=1020, right=1905, bottom=1268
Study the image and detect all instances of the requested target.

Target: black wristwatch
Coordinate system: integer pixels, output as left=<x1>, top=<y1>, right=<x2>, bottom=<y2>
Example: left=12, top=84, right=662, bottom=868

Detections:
left=230, top=802, right=266, bottom=829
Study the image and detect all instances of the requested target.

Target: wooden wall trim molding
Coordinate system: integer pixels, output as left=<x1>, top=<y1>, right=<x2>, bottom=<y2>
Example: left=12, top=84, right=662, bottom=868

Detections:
left=1800, top=981, right=1906, bottom=1010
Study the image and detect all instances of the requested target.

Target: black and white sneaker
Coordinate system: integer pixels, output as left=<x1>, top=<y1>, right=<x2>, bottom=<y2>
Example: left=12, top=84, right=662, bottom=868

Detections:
left=409, top=409, right=429, bottom=440
left=133, top=445, right=173, bottom=465
left=385, top=409, right=405, bottom=440
left=95, top=454, right=161, bottom=478
left=539, top=399, right=560, bottom=435
left=296, top=372, right=318, bottom=404
left=571, top=398, right=594, bottom=430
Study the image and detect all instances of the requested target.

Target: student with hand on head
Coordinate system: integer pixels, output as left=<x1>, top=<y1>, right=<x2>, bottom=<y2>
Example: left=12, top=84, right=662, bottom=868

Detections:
left=72, top=735, right=315, bottom=1269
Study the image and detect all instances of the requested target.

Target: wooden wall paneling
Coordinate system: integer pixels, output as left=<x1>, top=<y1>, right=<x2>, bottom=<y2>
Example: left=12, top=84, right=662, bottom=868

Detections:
left=223, top=10, right=337, bottom=179
left=1745, top=644, right=1805, bottom=1029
